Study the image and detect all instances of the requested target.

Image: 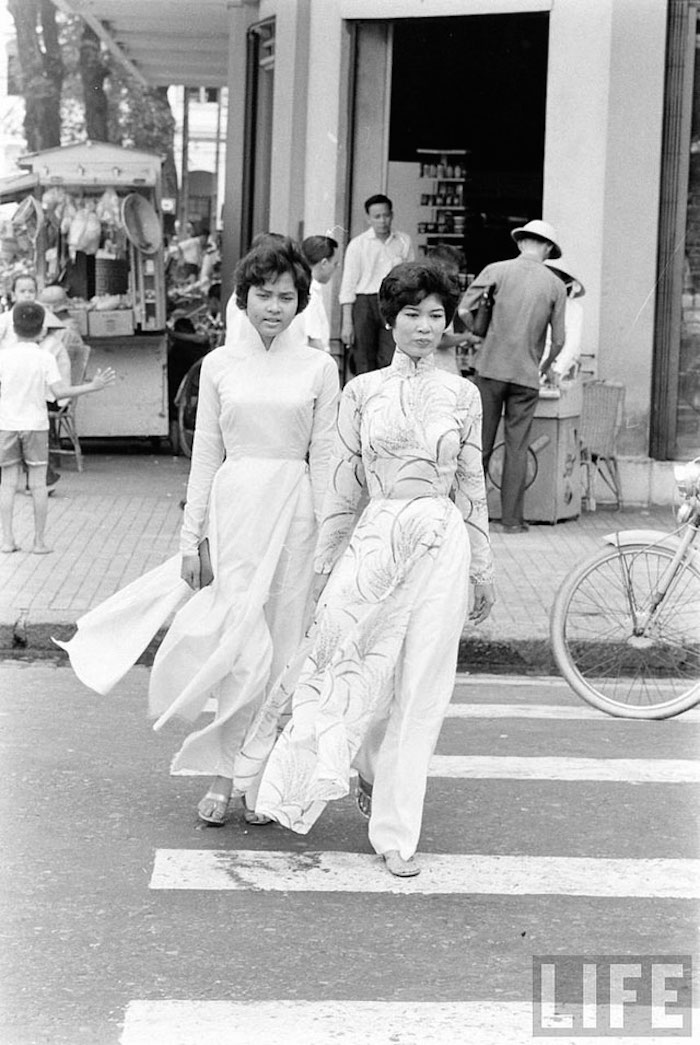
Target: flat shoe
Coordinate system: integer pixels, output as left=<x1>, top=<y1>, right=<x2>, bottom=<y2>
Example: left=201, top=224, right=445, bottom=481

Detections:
left=383, top=850, right=421, bottom=877
left=197, top=791, right=230, bottom=826
left=242, top=797, right=273, bottom=825
left=356, top=775, right=372, bottom=820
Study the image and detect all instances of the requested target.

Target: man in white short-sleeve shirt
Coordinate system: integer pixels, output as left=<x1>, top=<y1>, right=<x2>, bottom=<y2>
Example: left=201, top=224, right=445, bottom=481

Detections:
left=339, top=194, right=413, bottom=373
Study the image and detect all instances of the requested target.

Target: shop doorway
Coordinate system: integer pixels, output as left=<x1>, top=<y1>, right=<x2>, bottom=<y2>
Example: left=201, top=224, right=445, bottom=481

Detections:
left=349, top=13, right=549, bottom=279
left=241, top=18, right=275, bottom=250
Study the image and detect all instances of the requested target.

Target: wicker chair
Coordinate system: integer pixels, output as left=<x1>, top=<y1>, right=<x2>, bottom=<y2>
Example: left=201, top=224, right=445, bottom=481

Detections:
left=49, top=341, right=91, bottom=472
left=579, top=379, right=625, bottom=510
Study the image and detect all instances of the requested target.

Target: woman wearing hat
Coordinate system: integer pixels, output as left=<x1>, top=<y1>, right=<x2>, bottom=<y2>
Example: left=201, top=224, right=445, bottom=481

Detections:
left=458, top=219, right=567, bottom=533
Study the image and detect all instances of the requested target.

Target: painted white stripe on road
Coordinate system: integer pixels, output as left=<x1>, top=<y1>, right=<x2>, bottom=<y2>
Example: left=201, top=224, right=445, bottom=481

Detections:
left=120, top=999, right=692, bottom=1045
left=446, top=702, right=700, bottom=720
left=173, top=755, right=700, bottom=782
left=429, top=756, right=700, bottom=782
left=203, top=697, right=700, bottom=720
left=149, top=849, right=699, bottom=897
left=455, top=673, right=577, bottom=687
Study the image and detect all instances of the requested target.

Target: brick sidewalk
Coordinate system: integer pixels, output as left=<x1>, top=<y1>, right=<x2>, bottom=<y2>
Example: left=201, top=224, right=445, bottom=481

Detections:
left=0, top=451, right=676, bottom=666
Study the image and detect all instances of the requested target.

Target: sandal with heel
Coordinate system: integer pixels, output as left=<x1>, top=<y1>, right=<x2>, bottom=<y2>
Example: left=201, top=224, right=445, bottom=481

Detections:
left=242, top=797, right=273, bottom=826
left=356, top=775, right=373, bottom=820
left=197, top=791, right=230, bottom=826
left=383, top=850, right=421, bottom=877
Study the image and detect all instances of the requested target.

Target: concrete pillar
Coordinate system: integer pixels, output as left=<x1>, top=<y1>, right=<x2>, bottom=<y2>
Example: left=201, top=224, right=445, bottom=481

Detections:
left=544, top=0, right=667, bottom=456
left=220, top=1, right=258, bottom=309
left=267, top=0, right=311, bottom=236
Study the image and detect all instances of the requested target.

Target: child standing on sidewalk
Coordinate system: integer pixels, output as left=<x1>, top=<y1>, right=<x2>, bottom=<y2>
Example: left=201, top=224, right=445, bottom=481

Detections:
left=0, top=301, right=115, bottom=554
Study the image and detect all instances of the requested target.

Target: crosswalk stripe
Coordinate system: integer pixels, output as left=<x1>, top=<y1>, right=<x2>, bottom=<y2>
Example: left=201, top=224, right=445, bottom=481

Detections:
left=445, top=702, right=700, bottom=720
left=120, top=999, right=692, bottom=1045
left=202, top=698, right=700, bottom=721
left=148, top=849, right=699, bottom=897
left=174, top=756, right=700, bottom=783
left=454, top=673, right=700, bottom=693
left=428, top=755, right=700, bottom=782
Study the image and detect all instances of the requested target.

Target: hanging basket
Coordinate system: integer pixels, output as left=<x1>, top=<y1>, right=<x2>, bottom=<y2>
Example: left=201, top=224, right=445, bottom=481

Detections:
left=121, top=193, right=162, bottom=255
left=11, top=195, right=44, bottom=244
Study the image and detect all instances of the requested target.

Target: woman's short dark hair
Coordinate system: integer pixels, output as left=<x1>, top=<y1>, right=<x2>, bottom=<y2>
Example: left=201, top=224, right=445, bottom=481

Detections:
left=233, top=239, right=311, bottom=313
left=302, top=235, right=338, bottom=267
left=378, top=261, right=461, bottom=327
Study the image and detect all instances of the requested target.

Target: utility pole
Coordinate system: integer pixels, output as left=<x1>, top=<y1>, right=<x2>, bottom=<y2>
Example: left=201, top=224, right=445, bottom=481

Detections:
left=179, top=87, right=190, bottom=232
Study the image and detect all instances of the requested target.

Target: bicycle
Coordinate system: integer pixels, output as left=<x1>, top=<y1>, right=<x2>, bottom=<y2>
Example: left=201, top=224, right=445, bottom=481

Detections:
left=550, top=458, right=700, bottom=718
left=169, top=308, right=223, bottom=458
left=174, top=355, right=204, bottom=458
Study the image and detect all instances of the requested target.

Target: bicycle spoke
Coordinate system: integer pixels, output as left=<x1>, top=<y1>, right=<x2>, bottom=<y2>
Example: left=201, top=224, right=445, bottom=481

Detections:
left=552, top=543, right=700, bottom=715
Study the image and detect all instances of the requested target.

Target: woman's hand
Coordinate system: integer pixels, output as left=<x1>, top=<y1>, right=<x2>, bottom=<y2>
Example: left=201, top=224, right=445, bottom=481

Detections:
left=470, top=581, right=495, bottom=624
left=181, top=553, right=201, bottom=590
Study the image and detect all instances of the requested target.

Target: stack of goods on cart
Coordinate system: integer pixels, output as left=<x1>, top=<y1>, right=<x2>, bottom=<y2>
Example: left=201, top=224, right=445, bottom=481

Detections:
left=0, top=197, right=43, bottom=306
left=40, top=186, right=134, bottom=335
left=0, top=226, right=34, bottom=308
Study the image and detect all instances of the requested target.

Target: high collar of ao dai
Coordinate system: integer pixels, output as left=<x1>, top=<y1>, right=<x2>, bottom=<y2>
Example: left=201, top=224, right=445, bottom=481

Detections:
left=390, top=348, right=437, bottom=378
left=228, top=312, right=298, bottom=357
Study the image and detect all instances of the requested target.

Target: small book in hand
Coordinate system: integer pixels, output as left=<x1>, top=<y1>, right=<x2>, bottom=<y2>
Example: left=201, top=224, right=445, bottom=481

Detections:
left=198, top=538, right=214, bottom=587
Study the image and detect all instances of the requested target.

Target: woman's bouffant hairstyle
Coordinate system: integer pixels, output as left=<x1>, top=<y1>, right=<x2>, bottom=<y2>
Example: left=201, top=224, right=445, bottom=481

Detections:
left=233, top=238, right=311, bottom=314
left=378, top=261, right=461, bottom=328
left=301, top=235, right=338, bottom=266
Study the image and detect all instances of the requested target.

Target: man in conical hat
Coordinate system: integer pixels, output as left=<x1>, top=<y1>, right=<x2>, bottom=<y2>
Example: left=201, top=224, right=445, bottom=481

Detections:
left=458, top=219, right=567, bottom=533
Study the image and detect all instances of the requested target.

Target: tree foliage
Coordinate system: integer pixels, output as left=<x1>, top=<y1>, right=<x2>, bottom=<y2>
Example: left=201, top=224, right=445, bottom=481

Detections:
left=7, top=3, right=177, bottom=196
left=7, top=0, right=64, bottom=151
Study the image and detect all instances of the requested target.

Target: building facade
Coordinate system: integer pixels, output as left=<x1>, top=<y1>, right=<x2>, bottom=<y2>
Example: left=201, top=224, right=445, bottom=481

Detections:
left=220, top=0, right=690, bottom=503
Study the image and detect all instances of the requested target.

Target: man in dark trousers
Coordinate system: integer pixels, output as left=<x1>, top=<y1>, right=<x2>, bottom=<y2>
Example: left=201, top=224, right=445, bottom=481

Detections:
left=459, top=219, right=567, bottom=533
left=339, top=194, right=414, bottom=373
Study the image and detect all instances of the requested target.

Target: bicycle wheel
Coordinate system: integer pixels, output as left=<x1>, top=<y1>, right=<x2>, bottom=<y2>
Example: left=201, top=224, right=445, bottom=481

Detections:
left=550, top=543, right=700, bottom=718
left=176, top=359, right=203, bottom=459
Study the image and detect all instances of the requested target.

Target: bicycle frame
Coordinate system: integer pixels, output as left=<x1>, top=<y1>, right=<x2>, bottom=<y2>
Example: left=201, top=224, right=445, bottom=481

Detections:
left=602, top=526, right=700, bottom=636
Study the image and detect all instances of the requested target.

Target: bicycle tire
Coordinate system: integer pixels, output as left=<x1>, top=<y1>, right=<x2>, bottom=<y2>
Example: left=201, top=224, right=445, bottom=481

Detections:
left=176, top=359, right=203, bottom=460
left=550, top=542, right=700, bottom=718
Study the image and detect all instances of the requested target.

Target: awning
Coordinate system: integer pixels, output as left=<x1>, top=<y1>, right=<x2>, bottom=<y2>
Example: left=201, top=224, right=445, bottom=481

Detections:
left=50, top=0, right=238, bottom=87
left=0, top=171, right=39, bottom=203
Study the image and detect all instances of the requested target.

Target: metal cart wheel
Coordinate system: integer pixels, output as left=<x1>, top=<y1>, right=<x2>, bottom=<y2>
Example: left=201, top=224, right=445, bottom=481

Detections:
left=175, top=357, right=203, bottom=459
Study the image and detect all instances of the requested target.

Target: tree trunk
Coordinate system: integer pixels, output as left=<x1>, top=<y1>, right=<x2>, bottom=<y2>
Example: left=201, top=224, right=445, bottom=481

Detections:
left=79, top=22, right=109, bottom=141
left=8, top=0, right=63, bottom=151
left=155, top=88, right=179, bottom=200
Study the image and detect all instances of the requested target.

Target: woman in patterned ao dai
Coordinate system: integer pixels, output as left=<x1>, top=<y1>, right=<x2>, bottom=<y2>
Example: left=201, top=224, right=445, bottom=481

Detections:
left=58, top=240, right=339, bottom=826
left=234, top=261, right=495, bottom=876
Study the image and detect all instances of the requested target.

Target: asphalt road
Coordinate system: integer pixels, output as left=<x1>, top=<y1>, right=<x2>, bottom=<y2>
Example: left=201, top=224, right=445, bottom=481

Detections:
left=0, top=663, right=698, bottom=1045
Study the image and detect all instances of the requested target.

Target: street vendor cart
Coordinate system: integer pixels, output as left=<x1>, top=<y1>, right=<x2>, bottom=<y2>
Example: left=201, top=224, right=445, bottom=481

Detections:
left=0, top=142, right=168, bottom=440
left=486, top=380, right=583, bottom=524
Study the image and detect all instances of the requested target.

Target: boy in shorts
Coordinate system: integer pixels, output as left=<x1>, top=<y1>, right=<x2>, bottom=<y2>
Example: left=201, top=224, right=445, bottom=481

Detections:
left=0, top=301, right=115, bottom=554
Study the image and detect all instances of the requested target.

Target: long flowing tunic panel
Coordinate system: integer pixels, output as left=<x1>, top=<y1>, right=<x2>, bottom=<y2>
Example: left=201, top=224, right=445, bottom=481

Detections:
left=234, top=350, right=493, bottom=828
left=58, top=318, right=339, bottom=777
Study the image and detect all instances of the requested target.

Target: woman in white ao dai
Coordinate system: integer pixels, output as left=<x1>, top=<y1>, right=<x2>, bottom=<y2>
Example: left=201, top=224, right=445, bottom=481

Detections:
left=58, top=240, right=339, bottom=826
left=235, top=261, right=495, bottom=876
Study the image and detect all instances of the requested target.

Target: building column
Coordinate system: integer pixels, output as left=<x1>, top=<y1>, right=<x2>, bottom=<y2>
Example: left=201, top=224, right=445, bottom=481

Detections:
left=220, top=0, right=258, bottom=309
left=544, top=0, right=668, bottom=458
left=267, top=0, right=311, bottom=237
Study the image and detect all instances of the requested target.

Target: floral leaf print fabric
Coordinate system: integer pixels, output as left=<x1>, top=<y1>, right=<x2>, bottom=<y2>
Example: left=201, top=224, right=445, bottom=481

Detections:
left=233, top=351, right=494, bottom=831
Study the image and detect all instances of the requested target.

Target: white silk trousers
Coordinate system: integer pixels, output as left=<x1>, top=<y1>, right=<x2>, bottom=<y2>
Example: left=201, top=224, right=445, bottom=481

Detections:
left=354, top=508, right=470, bottom=860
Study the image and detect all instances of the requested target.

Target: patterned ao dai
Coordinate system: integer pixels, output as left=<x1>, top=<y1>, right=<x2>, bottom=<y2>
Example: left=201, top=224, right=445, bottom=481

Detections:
left=235, top=349, right=493, bottom=859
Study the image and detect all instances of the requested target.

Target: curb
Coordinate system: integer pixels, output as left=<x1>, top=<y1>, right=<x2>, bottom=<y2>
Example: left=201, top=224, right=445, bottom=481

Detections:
left=0, top=621, right=557, bottom=675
